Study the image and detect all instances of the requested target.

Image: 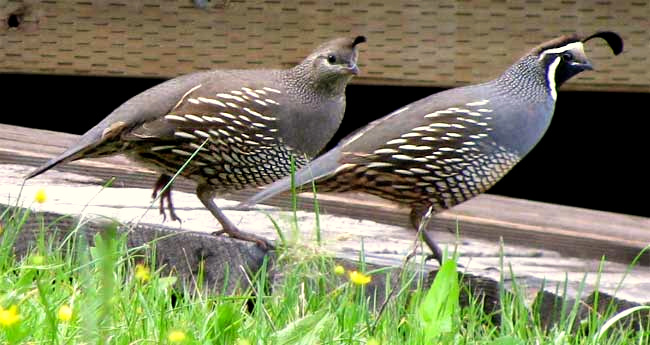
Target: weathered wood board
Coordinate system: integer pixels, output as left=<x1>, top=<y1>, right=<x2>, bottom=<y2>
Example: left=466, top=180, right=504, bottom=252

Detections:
left=1, top=123, right=649, bottom=304
left=1, top=0, right=648, bottom=92
left=3, top=202, right=648, bottom=331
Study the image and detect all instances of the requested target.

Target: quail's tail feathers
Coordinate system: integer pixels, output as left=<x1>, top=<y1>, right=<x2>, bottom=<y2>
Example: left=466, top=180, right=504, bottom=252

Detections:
left=239, top=147, right=343, bottom=208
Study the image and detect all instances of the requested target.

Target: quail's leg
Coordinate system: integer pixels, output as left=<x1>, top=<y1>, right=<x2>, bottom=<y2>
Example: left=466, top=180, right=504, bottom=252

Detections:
left=152, top=174, right=181, bottom=222
left=196, top=184, right=273, bottom=249
left=410, top=205, right=443, bottom=265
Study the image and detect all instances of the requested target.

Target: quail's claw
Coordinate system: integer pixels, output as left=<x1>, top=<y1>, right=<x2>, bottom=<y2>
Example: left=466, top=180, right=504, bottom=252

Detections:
left=211, top=229, right=274, bottom=250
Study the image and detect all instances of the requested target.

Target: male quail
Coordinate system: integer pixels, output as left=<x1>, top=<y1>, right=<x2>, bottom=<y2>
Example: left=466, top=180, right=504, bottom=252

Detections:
left=26, top=35, right=366, bottom=248
left=239, top=32, right=623, bottom=262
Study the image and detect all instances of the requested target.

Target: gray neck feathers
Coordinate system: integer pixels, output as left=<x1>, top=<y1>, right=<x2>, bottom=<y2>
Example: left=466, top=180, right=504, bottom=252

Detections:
left=281, top=61, right=351, bottom=104
left=488, top=55, right=557, bottom=156
left=494, top=56, right=552, bottom=104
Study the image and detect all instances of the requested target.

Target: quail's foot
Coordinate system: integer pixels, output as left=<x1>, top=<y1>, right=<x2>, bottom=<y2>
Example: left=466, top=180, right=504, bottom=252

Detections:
left=152, top=174, right=181, bottom=223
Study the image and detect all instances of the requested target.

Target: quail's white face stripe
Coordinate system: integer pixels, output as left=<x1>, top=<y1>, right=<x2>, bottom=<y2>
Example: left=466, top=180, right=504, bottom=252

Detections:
left=547, top=56, right=562, bottom=100
left=537, top=41, right=584, bottom=61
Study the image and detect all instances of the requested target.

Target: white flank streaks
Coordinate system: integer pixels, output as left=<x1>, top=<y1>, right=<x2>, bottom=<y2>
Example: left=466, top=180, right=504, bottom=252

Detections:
left=399, top=144, right=432, bottom=151
left=165, top=115, right=187, bottom=122
left=171, top=149, right=192, bottom=156
left=243, top=107, right=276, bottom=121
left=151, top=145, right=175, bottom=151
left=194, top=130, right=211, bottom=138
left=392, top=154, right=414, bottom=160
left=373, top=148, right=398, bottom=154
left=263, top=87, right=282, bottom=94
left=174, top=132, right=197, bottom=139
left=198, top=97, right=226, bottom=107
left=465, top=99, right=489, bottom=107
left=220, top=112, right=236, bottom=120
left=202, top=115, right=225, bottom=123
left=386, top=138, right=407, bottom=145
left=185, top=114, right=204, bottom=122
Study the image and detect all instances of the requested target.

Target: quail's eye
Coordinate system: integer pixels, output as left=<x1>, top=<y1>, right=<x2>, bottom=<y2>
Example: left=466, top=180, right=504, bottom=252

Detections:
left=561, top=52, right=573, bottom=61
left=326, top=54, right=337, bottom=64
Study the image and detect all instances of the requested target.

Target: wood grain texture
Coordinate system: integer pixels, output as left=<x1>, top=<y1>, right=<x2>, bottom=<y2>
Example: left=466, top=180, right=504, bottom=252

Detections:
left=2, top=123, right=650, bottom=303
left=1, top=123, right=648, bottom=266
left=1, top=0, right=648, bottom=92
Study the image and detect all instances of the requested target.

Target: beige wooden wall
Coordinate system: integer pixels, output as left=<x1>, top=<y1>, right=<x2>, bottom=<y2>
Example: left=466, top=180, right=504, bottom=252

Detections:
left=1, top=0, right=648, bottom=92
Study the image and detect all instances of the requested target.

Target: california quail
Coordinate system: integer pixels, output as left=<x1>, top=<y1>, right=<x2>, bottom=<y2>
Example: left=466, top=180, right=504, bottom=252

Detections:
left=25, top=35, right=366, bottom=248
left=239, top=32, right=623, bottom=262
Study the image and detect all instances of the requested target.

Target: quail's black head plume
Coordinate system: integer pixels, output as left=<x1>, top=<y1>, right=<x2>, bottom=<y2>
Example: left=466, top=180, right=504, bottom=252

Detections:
left=25, top=35, right=366, bottom=248
left=240, top=32, right=623, bottom=262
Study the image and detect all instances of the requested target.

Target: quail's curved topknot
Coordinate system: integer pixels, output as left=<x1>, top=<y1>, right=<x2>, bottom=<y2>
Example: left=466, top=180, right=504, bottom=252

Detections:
left=582, top=31, right=623, bottom=55
left=353, top=35, right=367, bottom=46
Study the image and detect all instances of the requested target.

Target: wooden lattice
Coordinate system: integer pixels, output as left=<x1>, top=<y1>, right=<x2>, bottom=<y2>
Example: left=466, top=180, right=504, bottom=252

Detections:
left=1, top=0, right=648, bottom=92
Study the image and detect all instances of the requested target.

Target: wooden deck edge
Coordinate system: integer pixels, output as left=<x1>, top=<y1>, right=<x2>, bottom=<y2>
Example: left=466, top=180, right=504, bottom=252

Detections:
left=1, top=123, right=648, bottom=266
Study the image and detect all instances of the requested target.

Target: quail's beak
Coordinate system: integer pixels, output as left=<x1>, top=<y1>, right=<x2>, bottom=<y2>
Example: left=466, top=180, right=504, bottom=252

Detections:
left=571, top=60, right=593, bottom=71
left=570, top=46, right=594, bottom=71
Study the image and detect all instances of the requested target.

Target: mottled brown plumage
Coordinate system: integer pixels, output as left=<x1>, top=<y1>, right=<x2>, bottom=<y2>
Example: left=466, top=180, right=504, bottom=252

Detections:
left=26, top=36, right=366, bottom=247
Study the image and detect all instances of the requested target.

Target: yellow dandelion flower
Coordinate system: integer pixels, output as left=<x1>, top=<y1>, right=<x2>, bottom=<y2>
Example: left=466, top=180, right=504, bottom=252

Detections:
left=348, top=270, right=371, bottom=286
left=168, top=330, right=187, bottom=343
left=0, top=305, right=20, bottom=327
left=367, top=338, right=380, bottom=345
left=57, top=304, right=73, bottom=322
left=235, top=339, right=252, bottom=345
left=135, top=263, right=151, bottom=283
left=334, top=265, right=345, bottom=276
left=0, top=223, right=3, bottom=235
left=34, top=188, right=47, bottom=204
left=30, top=254, right=45, bottom=265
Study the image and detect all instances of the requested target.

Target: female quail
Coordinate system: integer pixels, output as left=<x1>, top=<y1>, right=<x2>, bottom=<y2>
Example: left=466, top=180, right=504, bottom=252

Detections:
left=26, top=36, right=367, bottom=248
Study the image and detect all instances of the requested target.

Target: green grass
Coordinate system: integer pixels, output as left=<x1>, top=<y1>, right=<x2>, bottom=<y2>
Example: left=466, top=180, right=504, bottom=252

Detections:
left=0, top=199, right=648, bottom=344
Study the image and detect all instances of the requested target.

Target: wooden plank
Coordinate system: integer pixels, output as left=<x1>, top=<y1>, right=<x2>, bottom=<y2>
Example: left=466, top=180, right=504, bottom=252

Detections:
left=2, top=124, right=650, bottom=303
left=1, top=123, right=648, bottom=267
left=0, top=1, right=648, bottom=92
